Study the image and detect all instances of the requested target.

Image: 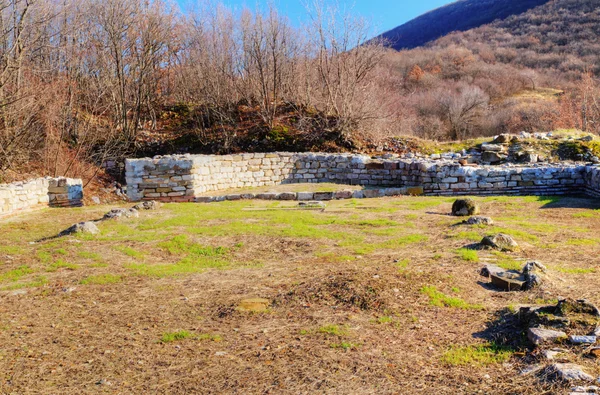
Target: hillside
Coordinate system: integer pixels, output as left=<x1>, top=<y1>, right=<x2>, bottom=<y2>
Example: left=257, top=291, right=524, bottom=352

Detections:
left=435, top=0, right=600, bottom=75
left=379, top=0, right=550, bottom=50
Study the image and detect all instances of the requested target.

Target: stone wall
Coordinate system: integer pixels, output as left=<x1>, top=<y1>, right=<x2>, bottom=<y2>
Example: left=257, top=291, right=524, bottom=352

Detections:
left=125, top=153, right=600, bottom=202
left=0, top=177, right=83, bottom=218
left=584, top=166, right=600, bottom=197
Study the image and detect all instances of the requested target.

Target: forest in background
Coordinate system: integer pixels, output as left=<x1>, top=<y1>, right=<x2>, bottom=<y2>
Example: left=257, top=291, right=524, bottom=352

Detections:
left=1, top=0, right=600, bottom=185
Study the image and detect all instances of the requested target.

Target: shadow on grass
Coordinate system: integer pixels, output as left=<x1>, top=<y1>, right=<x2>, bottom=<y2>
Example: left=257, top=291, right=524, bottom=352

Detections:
left=539, top=195, right=600, bottom=210
left=473, top=308, right=528, bottom=349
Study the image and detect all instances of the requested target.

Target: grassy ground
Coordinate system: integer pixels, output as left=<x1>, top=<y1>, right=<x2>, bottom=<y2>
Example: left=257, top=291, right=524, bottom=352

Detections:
left=201, top=182, right=364, bottom=196
left=0, top=195, right=599, bottom=394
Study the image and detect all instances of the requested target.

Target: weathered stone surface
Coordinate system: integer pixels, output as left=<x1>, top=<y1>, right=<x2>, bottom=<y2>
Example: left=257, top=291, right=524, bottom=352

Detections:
left=528, top=328, right=567, bottom=345
left=452, top=198, right=479, bottom=216
left=482, top=151, right=506, bottom=163
left=60, top=221, right=99, bottom=236
left=490, top=272, right=526, bottom=291
left=479, top=264, right=505, bottom=278
left=542, top=348, right=571, bottom=361
left=464, top=216, right=493, bottom=225
left=570, top=336, right=597, bottom=345
left=556, top=299, right=600, bottom=317
left=492, top=134, right=512, bottom=144
left=103, top=208, right=139, bottom=220
left=590, top=348, right=600, bottom=358
left=133, top=200, right=161, bottom=210
left=544, top=363, right=594, bottom=383
left=122, top=153, right=600, bottom=204
left=481, top=233, right=518, bottom=251
left=481, top=143, right=504, bottom=152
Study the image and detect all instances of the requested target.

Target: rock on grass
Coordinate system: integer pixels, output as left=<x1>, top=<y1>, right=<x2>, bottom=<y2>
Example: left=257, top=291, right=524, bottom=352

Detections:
left=481, top=233, right=518, bottom=251
left=452, top=198, right=480, bottom=217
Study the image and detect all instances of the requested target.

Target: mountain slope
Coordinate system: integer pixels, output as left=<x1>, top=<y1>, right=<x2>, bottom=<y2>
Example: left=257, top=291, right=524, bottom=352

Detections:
left=380, top=0, right=551, bottom=50
left=434, top=0, right=600, bottom=75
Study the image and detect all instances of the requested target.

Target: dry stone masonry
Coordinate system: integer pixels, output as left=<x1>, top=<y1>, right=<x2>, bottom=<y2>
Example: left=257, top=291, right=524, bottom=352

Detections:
left=125, top=153, right=600, bottom=202
left=0, top=177, right=83, bottom=218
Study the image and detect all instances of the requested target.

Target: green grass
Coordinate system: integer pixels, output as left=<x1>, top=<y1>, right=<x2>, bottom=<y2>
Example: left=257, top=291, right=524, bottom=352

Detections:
left=0, top=265, right=34, bottom=283
left=554, top=266, right=597, bottom=275
left=80, top=274, right=122, bottom=285
left=0, top=276, right=48, bottom=291
left=441, top=344, right=514, bottom=366
left=572, top=211, right=599, bottom=218
left=160, top=330, right=193, bottom=343
left=159, top=235, right=228, bottom=257
left=317, top=325, right=347, bottom=336
left=115, top=246, right=145, bottom=259
left=78, top=251, right=103, bottom=260
left=456, top=248, right=479, bottom=262
left=0, top=245, right=25, bottom=255
left=421, top=286, right=483, bottom=310
left=315, top=252, right=357, bottom=263
left=47, top=260, right=78, bottom=272
left=375, top=316, right=394, bottom=324
left=453, top=231, right=483, bottom=242
left=330, top=342, right=359, bottom=350
left=126, top=255, right=232, bottom=278
left=566, top=238, right=600, bottom=246
left=396, top=259, right=409, bottom=269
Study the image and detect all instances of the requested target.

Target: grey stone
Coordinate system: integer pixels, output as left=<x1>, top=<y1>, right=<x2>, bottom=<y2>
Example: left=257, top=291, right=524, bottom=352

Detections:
left=481, top=233, right=518, bottom=251
left=542, top=348, right=571, bottom=361
left=297, top=192, right=314, bottom=201
left=313, top=192, right=334, bottom=201
left=527, top=328, right=567, bottom=345
left=133, top=200, right=161, bottom=210
left=60, top=221, right=100, bottom=236
left=490, top=272, right=526, bottom=291
left=464, top=216, right=493, bottom=225
left=570, top=336, right=597, bottom=345
left=277, top=192, right=297, bottom=201
left=482, top=151, right=506, bottom=163
left=103, top=208, right=139, bottom=220
left=544, top=363, right=594, bottom=383
left=481, top=143, right=504, bottom=152
left=92, top=196, right=101, bottom=204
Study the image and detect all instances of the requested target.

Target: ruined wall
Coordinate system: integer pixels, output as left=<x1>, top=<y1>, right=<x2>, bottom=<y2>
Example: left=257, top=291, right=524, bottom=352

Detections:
left=584, top=166, right=600, bottom=197
left=0, top=177, right=83, bottom=218
left=125, top=153, right=599, bottom=202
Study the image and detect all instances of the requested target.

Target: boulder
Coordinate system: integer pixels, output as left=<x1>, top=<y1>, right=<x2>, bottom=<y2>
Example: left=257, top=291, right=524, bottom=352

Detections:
left=133, top=200, right=161, bottom=210
left=516, top=152, right=539, bottom=163
left=492, top=134, right=512, bottom=144
left=481, top=151, right=506, bottom=163
left=59, top=221, right=100, bottom=236
left=103, top=208, right=139, bottom=220
left=452, top=198, right=479, bottom=216
left=528, top=328, right=567, bottom=346
left=464, top=216, right=493, bottom=225
left=481, top=233, right=518, bottom=251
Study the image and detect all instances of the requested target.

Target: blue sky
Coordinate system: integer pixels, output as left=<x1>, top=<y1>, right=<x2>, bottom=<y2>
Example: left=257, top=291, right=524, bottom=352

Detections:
left=176, top=0, right=454, bottom=34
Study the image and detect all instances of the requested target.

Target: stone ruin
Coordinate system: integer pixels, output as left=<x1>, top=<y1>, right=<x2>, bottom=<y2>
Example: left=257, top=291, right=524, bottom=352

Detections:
left=0, top=177, right=83, bottom=218
left=125, top=152, right=600, bottom=202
